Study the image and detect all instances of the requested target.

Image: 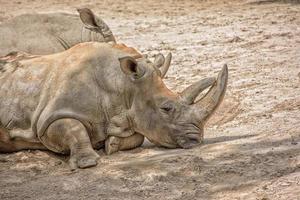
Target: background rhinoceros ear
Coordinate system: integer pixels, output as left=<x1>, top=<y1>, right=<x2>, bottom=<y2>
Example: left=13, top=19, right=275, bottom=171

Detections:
left=119, top=56, right=145, bottom=79
left=77, top=8, right=116, bottom=43
left=77, top=8, right=98, bottom=28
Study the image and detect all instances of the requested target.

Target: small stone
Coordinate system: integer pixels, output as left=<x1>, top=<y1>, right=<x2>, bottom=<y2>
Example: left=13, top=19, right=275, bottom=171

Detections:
left=228, top=36, right=243, bottom=43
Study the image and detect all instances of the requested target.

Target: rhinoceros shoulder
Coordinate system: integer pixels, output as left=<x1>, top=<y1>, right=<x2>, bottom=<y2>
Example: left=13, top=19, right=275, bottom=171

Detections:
left=111, top=43, right=142, bottom=59
left=64, top=42, right=142, bottom=59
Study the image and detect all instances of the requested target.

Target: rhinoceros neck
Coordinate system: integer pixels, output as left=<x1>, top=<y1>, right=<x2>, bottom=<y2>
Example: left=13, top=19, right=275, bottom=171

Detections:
left=81, top=26, right=115, bottom=44
left=95, top=76, right=136, bottom=119
left=97, top=83, right=137, bottom=138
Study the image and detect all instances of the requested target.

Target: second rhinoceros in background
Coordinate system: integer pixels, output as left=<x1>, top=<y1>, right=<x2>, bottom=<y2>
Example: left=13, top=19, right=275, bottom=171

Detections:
left=0, top=8, right=116, bottom=56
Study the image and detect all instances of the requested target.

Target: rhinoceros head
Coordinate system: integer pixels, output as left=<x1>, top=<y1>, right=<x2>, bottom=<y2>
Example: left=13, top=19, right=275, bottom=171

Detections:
left=119, top=53, right=228, bottom=149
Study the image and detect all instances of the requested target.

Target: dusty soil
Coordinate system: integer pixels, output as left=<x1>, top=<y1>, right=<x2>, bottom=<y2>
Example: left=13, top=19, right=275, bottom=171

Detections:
left=0, top=0, right=300, bottom=199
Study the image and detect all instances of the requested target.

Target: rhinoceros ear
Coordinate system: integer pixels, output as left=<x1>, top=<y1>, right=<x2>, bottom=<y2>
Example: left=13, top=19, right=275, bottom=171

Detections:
left=77, top=8, right=98, bottom=28
left=153, top=53, right=172, bottom=78
left=77, top=8, right=116, bottom=43
left=119, top=56, right=145, bottom=79
left=153, top=53, right=165, bottom=68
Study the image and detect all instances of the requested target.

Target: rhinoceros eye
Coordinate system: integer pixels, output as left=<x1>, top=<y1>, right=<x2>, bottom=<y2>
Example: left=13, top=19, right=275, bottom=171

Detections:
left=160, top=103, right=174, bottom=113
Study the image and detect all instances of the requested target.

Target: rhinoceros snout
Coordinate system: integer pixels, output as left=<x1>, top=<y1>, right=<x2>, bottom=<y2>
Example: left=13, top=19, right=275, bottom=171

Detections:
left=174, top=133, right=201, bottom=149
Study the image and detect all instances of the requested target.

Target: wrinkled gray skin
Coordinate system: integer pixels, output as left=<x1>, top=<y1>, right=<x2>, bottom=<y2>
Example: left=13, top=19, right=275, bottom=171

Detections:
left=0, top=42, right=228, bottom=169
left=0, top=8, right=115, bottom=56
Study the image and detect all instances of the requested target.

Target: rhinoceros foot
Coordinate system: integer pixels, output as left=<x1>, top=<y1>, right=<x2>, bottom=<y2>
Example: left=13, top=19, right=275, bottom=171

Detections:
left=105, top=136, right=120, bottom=155
left=69, top=149, right=100, bottom=169
left=105, top=134, right=145, bottom=155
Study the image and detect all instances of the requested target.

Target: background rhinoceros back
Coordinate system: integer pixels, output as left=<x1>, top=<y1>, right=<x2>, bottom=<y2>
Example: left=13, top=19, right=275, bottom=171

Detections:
left=0, top=12, right=107, bottom=56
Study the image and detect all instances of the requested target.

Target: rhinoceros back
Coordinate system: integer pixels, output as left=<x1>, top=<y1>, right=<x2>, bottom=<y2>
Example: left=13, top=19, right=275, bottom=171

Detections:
left=0, top=12, right=112, bottom=56
left=0, top=43, right=138, bottom=146
left=0, top=53, right=46, bottom=132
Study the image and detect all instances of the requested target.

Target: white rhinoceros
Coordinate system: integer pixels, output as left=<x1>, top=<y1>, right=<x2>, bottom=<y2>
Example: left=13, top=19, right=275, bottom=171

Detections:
left=0, top=8, right=116, bottom=56
left=0, top=42, right=228, bottom=169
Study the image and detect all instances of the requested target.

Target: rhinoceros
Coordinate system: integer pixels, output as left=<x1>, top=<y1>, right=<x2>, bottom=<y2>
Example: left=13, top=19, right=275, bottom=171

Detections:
left=0, top=8, right=116, bottom=56
left=0, top=41, right=228, bottom=169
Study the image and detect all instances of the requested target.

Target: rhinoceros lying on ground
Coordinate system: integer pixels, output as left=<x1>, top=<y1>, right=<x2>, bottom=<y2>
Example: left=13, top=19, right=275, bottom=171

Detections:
left=0, top=8, right=115, bottom=56
left=0, top=42, right=228, bottom=169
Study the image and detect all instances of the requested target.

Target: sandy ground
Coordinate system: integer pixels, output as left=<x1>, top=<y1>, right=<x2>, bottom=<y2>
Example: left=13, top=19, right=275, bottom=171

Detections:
left=0, top=0, right=300, bottom=199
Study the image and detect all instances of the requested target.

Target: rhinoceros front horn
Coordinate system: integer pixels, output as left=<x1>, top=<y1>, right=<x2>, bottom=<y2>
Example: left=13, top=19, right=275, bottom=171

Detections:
left=193, top=64, right=228, bottom=122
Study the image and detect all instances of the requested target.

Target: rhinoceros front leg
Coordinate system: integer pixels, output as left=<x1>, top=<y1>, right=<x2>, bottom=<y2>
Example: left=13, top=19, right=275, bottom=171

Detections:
left=105, top=133, right=144, bottom=155
left=40, top=118, right=99, bottom=169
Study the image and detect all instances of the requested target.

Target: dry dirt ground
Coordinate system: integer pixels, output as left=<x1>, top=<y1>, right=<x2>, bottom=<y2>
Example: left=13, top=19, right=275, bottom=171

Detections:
left=0, top=0, right=300, bottom=199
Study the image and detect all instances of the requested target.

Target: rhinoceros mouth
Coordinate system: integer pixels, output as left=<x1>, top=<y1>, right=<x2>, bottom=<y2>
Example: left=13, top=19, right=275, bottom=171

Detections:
left=173, top=131, right=201, bottom=149
left=186, top=133, right=201, bottom=141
